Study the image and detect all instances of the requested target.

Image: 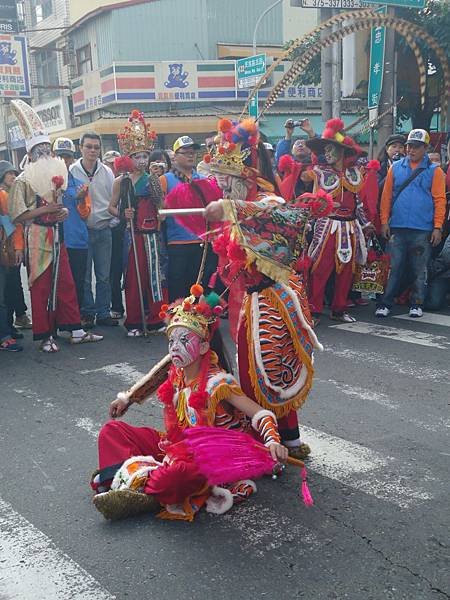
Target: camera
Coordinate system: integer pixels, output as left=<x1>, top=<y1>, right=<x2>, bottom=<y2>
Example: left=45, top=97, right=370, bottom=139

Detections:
left=284, top=119, right=306, bottom=129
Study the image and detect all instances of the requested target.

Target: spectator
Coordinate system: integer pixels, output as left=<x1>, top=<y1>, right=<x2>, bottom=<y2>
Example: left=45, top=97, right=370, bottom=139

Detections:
left=71, top=133, right=118, bottom=328
left=377, top=134, right=406, bottom=189
left=102, top=151, right=121, bottom=176
left=53, top=137, right=90, bottom=311
left=0, top=161, right=23, bottom=352
left=102, top=151, right=125, bottom=319
left=376, top=129, right=446, bottom=319
left=425, top=233, right=450, bottom=311
left=0, top=161, right=31, bottom=338
left=148, top=149, right=171, bottom=177
left=428, top=152, right=442, bottom=166
left=160, top=136, right=217, bottom=301
left=275, top=118, right=316, bottom=198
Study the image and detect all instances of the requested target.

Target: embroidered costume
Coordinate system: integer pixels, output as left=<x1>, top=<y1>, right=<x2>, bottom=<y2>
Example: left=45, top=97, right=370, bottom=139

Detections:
left=92, top=286, right=284, bottom=521
left=8, top=100, right=82, bottom=342
left=304, top=119, right=371, bottom=318
left=204, top=118, right=332, bottom=455
left=115, top=110, right=168, bottom=332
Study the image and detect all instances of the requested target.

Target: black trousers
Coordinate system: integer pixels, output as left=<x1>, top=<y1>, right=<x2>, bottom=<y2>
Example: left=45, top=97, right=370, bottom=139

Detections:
left=5, top=266, right=28, bottom=328
left=167, top=243, right=218, bottom=302
left=67, top=247, right=88, bottom=310
left=110, top=223, right=125, bottom=314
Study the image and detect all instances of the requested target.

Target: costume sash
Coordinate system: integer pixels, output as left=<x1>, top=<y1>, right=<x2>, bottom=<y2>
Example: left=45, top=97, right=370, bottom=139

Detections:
left=26, top=223, right=53, bottom=287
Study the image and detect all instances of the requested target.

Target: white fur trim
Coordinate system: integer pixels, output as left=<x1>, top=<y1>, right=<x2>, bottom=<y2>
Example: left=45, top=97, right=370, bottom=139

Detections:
left=251, top=409, right=277, bottom=431
left=116, top=392, right=129, bottom=401
left=205, top=486, right=234, bottom=515
left=111, top=455, right=162, bottom=491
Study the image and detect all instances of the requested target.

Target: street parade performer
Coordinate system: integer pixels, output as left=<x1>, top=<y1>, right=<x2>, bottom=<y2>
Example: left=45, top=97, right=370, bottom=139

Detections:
left=303, top=118, right=373, bottom=324
left=8, top=99, right=103, bottom=352
left=108, top=109, right=167, bottom=336
left=200, top=118, right=330, bottom=459
left=91, top=286, right=289, bottom=521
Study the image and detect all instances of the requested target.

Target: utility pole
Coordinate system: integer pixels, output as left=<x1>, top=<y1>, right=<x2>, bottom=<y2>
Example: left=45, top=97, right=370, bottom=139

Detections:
left=331, top=9, right=341, bottom=118
left=320, top=8, right=333, bottom=122
left=377, top=6, right=396, bottom=150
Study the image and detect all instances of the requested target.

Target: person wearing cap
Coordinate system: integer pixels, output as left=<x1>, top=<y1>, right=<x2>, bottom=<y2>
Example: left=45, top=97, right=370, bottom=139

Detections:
left=377, top=134, right=406, bottom=187
left=303, top=118, right=373, bottom=324
left=8, top=100, right=103, bottom=352
left=160, top=136, right=216, bottom=302
left=53, top=137, right=91, bottom=311
left=0, top=161, right=23, bottom=351
left=102, top=151, right=121, bottom=177
left=376, top=129, right=446, bottom=319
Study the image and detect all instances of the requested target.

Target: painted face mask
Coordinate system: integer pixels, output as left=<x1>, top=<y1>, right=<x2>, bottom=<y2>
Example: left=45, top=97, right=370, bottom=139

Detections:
left=131, top=152, right=150, bottom=171
left=324, top=143, right=340, bottom=165
left=168, top=326, right=203, bottom=368
left=30, top=143, right=52, bottom=162
left=215, top=173, right=232, bottom=191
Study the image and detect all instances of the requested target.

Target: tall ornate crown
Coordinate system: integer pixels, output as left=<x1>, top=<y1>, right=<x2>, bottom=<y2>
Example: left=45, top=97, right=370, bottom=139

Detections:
left=160, top=284, right=223, bottom=341
left=205, top=118, right=259, bottom=177
left=11, top=99, right=50, bottom=152
left=117, top=109, right=157, bottom=156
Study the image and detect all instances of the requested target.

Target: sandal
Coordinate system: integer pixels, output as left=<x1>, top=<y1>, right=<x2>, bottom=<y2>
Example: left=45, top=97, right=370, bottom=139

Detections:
left=40, top=337, right=59, bottom=353
left=70, top=332, right=104, bottom=344
left=312, top=313, right=321, bottom=327
left=330, top=311, right=356, bottom=323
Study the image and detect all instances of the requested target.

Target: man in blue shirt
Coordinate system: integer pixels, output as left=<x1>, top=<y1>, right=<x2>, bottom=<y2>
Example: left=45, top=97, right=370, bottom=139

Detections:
left=53, top=138, right=89, bottom=310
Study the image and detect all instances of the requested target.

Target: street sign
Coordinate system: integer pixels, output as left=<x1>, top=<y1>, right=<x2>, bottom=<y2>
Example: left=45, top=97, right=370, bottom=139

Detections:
left=368, top=5, right=387, bottom=111
left=249, top=94, right=258, bottom=119
left=297, top=0, right=424, bottom=7
left=0, top=34, right=31, bottom=98
left=0, top=0, right=18, bottom=33
left=236, top=54, right=266, bottom=90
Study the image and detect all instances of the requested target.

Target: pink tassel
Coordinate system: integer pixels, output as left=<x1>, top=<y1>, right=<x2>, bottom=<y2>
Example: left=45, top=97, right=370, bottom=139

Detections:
left=301, top=467, right=314, bottom=507
left=208, top=271, right=218, bottom=288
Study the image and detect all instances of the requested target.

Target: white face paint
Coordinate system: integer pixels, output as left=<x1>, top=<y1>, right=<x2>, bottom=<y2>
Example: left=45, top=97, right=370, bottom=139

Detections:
left=168, top=326, right=203, bottom=368
left=131, top=152, right=150, bottom=172
left=215, top=173, right=232, bottom=191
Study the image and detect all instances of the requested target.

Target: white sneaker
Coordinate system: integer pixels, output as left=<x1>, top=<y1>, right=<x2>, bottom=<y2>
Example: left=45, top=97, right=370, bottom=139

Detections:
left=375, top=306, right=390, bottom=317
left=127, top=329, right=143, bottom=337
left=409, top=306, right=423, bottom=318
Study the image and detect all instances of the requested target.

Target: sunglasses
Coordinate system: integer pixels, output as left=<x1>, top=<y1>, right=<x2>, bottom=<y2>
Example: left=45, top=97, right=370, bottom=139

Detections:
left=177, top=149, right=196, bottom=155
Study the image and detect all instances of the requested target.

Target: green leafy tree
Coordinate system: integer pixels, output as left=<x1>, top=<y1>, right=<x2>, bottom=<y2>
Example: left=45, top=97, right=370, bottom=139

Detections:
left=283, top=33, right=321, bottom=86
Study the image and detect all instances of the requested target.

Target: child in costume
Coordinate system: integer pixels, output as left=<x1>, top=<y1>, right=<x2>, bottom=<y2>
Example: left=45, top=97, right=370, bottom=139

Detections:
left=91, top=285, right=288, bottom=521
left=109, top=110, right=167, bottom=336
left=201, top=119, right=331, bottom=459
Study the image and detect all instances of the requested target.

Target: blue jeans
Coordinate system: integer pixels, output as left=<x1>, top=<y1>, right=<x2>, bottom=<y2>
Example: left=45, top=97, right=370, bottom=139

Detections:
left=381, top=228, right=432, bottom=307
left=425, top=277, right=449, bottom=311
left=0, top=264, right=11, bottom=341
left=82, top=228, right=112, bottom=319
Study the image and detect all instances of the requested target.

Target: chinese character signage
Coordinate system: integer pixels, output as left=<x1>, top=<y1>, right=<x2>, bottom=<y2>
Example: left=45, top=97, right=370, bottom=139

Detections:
left=237, top=54, right=266, bottom=89
left=0, top=34, right=31, bottom=97
left=368, top=6, right=387, bottom=111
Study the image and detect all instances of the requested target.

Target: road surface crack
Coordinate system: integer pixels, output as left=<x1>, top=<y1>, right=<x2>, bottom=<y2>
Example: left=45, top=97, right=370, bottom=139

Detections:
left=320, top=508, right=450, bottom=598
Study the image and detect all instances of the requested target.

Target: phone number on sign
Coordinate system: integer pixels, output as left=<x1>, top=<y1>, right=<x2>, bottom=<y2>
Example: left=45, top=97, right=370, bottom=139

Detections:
left=301, top=0, right=369, bottom=8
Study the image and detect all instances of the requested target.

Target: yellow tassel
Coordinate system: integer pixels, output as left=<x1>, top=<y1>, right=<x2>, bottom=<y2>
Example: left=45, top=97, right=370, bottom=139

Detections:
left=205, top=382, right=246, bottom=424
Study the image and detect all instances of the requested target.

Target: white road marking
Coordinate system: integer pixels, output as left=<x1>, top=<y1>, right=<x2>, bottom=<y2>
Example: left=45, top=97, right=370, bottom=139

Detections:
left=0, top=498, right=115, bottom=600
left=75, top=417, right=99, bottom=439
left=394, top=312, right=450, bottom=328
left=300, top=426, right=433, bottom=508
left=79, top=362, right=146, bottom=384
left=329, top=321, right=450, bottom=349
left=316, top=378, right=397, bottom=409
left=13, top=388, right=55, bottom=409
left=323, top=345, right=448, bottom=383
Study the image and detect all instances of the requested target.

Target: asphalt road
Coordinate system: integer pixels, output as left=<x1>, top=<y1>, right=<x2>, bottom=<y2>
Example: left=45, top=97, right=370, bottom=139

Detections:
left=1, top=304, right=449, bottom=600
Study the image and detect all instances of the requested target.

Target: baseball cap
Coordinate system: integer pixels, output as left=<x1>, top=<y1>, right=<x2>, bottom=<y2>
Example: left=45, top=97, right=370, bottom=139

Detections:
left=385, top=134, right=406, bottom=147
left=263, top=142, right=274, bottom=152
left=406, top=129, right=430, bottom=146
left=53, top=137, right=76, bottom=156
left=173, top=136, right=200, bottom=153
left=102, top=150, right=121, bottom=163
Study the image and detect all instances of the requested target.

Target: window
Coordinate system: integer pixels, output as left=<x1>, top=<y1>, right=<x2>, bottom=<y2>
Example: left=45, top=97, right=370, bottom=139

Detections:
left=31, top=0, right=53, bottom=24
left=76, top=44, right=92, bottom=76
left=34, top=48, right=59, bottom=102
